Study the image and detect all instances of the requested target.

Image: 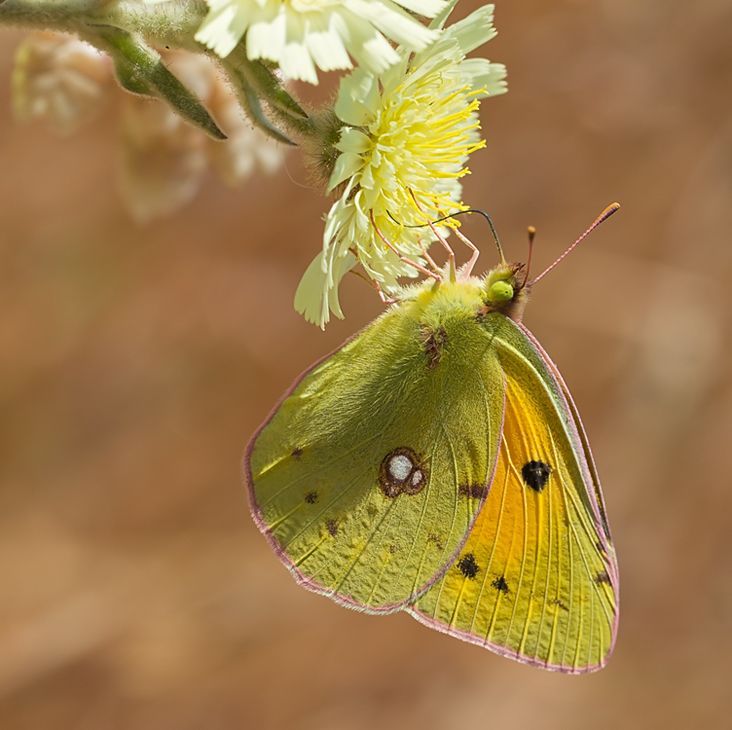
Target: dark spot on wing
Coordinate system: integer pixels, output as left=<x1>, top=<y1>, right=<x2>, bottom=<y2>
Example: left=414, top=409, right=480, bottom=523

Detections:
left=427, top=533, right=444, bottom=551
left=421, top=325, right=447, bottom=369
left=457, top=553, right=479, bottom=580
left=304, top=491, right=318, bottom=504
left=492, top=576, right=509, bottom=594
left=388, top=544, right=398, bottom=554
left=594, top=570, right=612, bottom=585
left=459, top=483, right=487, bottom=500
left=378, top=447, right=428, bottom=498
left=551, top=597, right=569, bottom=611
left=521, top=460, right=552, bottom=492
left=291, top=448, right=303, bottom=460
left=326, top=519, right=339, bottom=537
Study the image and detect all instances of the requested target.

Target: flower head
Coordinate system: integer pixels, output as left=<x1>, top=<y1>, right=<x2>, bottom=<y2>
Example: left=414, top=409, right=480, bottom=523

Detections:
left=195, top=0, right=448, bottom=84
left=295, top=4, right=507, bottom=327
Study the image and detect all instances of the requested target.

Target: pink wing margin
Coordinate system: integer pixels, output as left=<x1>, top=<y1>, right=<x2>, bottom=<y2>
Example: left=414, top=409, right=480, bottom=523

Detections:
left=408, top=322, right=619, bottom=673
left=242, top=334, right=507, bottom=615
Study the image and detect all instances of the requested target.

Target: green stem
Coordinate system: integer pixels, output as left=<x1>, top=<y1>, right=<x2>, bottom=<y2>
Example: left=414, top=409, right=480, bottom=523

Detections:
left=95, top=0, right=209, bottom=51
left=0, top=0, right=207, bottom=46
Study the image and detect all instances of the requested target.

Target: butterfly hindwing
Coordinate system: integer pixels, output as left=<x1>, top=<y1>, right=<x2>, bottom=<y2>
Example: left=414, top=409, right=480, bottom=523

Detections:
left=409, top=314, right=618, bottom=672
left=246, top=287, right=506, bottom=612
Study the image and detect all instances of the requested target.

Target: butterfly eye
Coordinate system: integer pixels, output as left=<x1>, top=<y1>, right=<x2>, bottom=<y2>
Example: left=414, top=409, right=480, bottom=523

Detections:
left=488, top=280, right=514, bottom=302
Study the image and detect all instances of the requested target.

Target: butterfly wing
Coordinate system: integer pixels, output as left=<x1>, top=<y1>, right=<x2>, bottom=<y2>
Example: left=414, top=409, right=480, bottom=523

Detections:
left=245, top=297, right=505, bottom=613
left=409, top=313, right=619, bottom=672
left=520, top=323, right=616, bottom=555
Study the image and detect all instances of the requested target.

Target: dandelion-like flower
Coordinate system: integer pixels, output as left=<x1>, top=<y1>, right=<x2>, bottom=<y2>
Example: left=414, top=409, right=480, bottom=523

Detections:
left=195, top=0, right=448, bottom=84
left=295, top=4, right=507, bottom=327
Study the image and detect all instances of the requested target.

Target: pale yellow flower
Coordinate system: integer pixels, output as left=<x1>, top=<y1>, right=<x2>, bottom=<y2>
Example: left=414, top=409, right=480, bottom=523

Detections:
left=195, top=0, right=448, bottom=84
left=296, top=4, right=507, bottom=327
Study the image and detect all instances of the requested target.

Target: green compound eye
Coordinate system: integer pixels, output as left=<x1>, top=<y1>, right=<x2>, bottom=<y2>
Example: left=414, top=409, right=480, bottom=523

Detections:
left=488, top=280, right=514, bottom=302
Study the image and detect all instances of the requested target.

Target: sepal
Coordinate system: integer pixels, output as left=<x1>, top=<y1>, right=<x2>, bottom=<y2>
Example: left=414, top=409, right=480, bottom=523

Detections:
left=87, top=25, right=226, bottom=140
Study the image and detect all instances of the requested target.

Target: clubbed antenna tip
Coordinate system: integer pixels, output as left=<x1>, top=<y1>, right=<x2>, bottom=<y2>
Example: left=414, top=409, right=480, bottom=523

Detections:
left=530, top=202, right=620, bottom=286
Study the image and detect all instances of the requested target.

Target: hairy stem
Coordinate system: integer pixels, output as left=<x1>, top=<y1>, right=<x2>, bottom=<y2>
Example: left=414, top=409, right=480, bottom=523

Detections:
left=0, top=0, right=207, bottom=45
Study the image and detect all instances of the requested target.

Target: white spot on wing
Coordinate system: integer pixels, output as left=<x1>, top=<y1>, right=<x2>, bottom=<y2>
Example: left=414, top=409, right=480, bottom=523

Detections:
left=388, top=455, right=413, bottom=482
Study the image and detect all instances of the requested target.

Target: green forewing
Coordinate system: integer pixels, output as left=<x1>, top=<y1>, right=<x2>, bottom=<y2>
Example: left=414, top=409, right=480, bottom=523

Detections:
left=247, top=282, right=506, bottom=612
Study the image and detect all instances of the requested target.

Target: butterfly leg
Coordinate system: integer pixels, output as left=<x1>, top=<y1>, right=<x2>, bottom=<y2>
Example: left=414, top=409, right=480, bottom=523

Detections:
left=348, top=258, right=398, bottom=304
left=430, top=202, right=481, bottom=278
left=409, top=190, right=456, bottom=276
left=348, top=266, right=398, bottom=304
left=452, top=226, right=480, bottom=278
left=418, top=237, right=441, bottom=273
left=372, top=278, right=397, bottom=305
left=370, top=212, right=440, bottom=281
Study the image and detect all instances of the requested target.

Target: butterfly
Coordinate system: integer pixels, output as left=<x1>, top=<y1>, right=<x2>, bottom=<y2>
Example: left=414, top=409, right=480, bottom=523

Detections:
left=245, top=205, right=619, bottom=673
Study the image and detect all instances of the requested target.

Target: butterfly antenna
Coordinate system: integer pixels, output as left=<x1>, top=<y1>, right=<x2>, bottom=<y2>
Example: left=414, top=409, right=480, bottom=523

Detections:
left=388, top=208, right=506, bottom=264
left=460, top=209, right=505, bottom=264
left=529, top=203, right=620, bottom=286
left=522, top=226, right=536, bottom=288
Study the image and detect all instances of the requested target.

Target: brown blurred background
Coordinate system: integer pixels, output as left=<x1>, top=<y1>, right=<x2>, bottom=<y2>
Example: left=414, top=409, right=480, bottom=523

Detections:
left=2, top=0, right=732, bottom=727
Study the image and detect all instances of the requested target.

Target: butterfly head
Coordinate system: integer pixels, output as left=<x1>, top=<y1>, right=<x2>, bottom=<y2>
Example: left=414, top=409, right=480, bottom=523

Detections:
left=481, top=263, right=530, bottom=323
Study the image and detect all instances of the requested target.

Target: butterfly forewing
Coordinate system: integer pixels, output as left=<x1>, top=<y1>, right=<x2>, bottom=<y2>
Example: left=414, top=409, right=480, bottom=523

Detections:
left=409, top=314, right=618, bottom=672
left=246, top=293, right=506, bottom=613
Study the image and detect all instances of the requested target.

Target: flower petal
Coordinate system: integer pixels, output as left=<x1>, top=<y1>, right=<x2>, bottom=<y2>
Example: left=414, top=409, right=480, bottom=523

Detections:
left=460, top=59, right=508, bottom=97
left=197, top=0, right=448, bottom=83
left=442, top=4, right=497, bottom=55
left=304, top=13, right=353, bottom=71
left=344, top=0, right=439, bottom=50
left=329, top=149, right=365, bottom=190
left=294, top=249, right=356, bottom=327
left=334, top=66, right=382, bottom=126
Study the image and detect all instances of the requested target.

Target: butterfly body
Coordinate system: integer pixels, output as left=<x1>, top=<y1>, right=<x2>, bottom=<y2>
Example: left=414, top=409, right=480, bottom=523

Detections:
left=246, top=260, right=618, bottom=672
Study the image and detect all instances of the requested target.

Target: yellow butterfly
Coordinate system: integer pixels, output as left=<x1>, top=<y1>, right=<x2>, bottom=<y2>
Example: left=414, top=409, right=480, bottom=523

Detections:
left=246, top=205, right=619, bottom=673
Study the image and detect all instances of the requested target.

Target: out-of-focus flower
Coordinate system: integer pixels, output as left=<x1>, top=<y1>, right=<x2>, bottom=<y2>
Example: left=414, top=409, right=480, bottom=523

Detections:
left=207, top=79, right=285, bottom=185
left=295, top=4, right=507, bottom=327
left=12, top=31, right=111, bottom=135
left=119, top=89, right=209, bottom=224
left=119, top=50, right=214, bottom=223
left=116, top=50, right=285, bottom=222
left=194, top=0, right=448, bottom=84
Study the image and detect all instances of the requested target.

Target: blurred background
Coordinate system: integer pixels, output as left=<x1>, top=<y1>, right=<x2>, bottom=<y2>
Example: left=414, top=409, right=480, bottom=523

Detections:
left=1, top=0, right=732, bottom=727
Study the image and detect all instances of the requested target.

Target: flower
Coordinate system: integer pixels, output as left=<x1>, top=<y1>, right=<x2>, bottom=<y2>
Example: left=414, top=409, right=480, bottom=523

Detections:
left=12, top=31, right=111, bottom=135
left=119, top=85, right=208, bottom=223
left=194, top=0, right=448, bottom=84
left=207, top=77, right=286, bottom=185
left=295, top=3, right=507, bottom=327
left=119, top=50, right=286, bottom=222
